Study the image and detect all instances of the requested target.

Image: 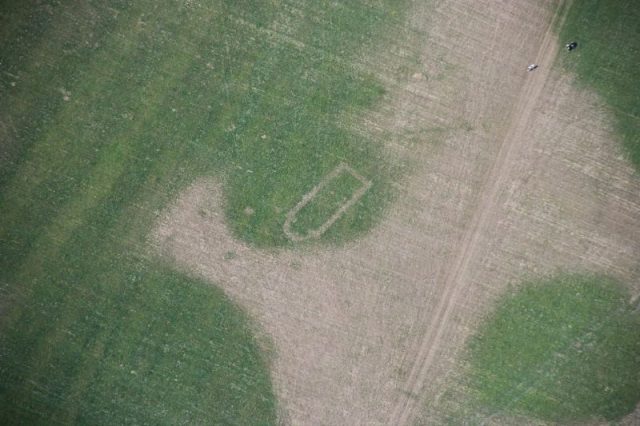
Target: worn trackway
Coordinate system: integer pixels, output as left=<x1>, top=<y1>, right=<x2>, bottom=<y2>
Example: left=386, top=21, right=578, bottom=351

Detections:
left=388, top=2, right=571, bottom=424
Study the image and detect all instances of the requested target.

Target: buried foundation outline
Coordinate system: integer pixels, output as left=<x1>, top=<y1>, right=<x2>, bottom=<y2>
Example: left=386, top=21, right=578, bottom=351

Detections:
left=283, top=163, right=372, bottom=242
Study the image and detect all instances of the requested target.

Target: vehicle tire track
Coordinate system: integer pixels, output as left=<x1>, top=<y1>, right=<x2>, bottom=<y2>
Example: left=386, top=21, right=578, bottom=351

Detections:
left=388, top=2, right=571, bottom=424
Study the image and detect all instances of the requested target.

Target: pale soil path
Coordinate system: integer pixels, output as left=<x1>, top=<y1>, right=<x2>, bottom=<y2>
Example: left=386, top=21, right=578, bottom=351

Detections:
left=388, top=3, right=570, bottom=424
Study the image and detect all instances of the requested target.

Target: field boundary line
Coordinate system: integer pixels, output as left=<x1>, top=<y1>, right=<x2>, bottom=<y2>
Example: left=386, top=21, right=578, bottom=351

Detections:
left=388, top=1, right=572, bottom=424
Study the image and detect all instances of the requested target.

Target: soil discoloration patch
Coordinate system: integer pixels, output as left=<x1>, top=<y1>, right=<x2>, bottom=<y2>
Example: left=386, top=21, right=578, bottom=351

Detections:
left=153, top=0, right=640, bottom=424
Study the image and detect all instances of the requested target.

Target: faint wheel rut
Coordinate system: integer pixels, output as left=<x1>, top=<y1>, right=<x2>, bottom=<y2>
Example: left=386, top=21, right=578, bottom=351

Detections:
left=388, top=2, right=571, bottom=424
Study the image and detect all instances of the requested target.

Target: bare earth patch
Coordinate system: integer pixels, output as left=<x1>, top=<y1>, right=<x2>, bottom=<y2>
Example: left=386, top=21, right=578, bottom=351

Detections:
left=152, top=0, right=640, bottom=424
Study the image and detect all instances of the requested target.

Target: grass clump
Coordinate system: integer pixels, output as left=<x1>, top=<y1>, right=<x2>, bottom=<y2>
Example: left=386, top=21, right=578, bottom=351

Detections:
left=559, top=0, right=640, bottom=171
left=466, top=274, right=640, bottom=423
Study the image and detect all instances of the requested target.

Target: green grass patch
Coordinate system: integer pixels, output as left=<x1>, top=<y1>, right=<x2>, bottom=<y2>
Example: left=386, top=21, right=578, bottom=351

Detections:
left=466, top=274, right=640, bottom=423
left=288, top=166, right=367, bottom=238
left=559, top=0, right=640, bottom=171
left=0, top=0, right=415, bottom=423
left=219, top=14, right=405, bottom=246
left=0, top=263, right=276, bottom=425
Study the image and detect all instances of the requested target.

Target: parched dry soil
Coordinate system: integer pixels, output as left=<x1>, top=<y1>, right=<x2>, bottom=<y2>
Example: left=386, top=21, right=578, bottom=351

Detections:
left=152, top=0, right=640, bottom=424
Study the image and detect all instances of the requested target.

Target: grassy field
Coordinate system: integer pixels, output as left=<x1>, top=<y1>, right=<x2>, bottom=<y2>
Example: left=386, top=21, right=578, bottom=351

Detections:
left=558, top=0, right=640, bottom=171
left=464, top=274, right=640, bottom=423
left=0, top=0, right=410, bottom=423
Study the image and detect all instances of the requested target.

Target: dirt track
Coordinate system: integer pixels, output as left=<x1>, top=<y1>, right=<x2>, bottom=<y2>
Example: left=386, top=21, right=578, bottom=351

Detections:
left=153, top=0, right=640, bottom=424
left=388, top=3, right=570, bottom=423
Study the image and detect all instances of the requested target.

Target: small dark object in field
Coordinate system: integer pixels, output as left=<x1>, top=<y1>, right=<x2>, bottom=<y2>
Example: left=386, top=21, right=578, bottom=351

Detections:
left=566, top=41, right=578, bottom=51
